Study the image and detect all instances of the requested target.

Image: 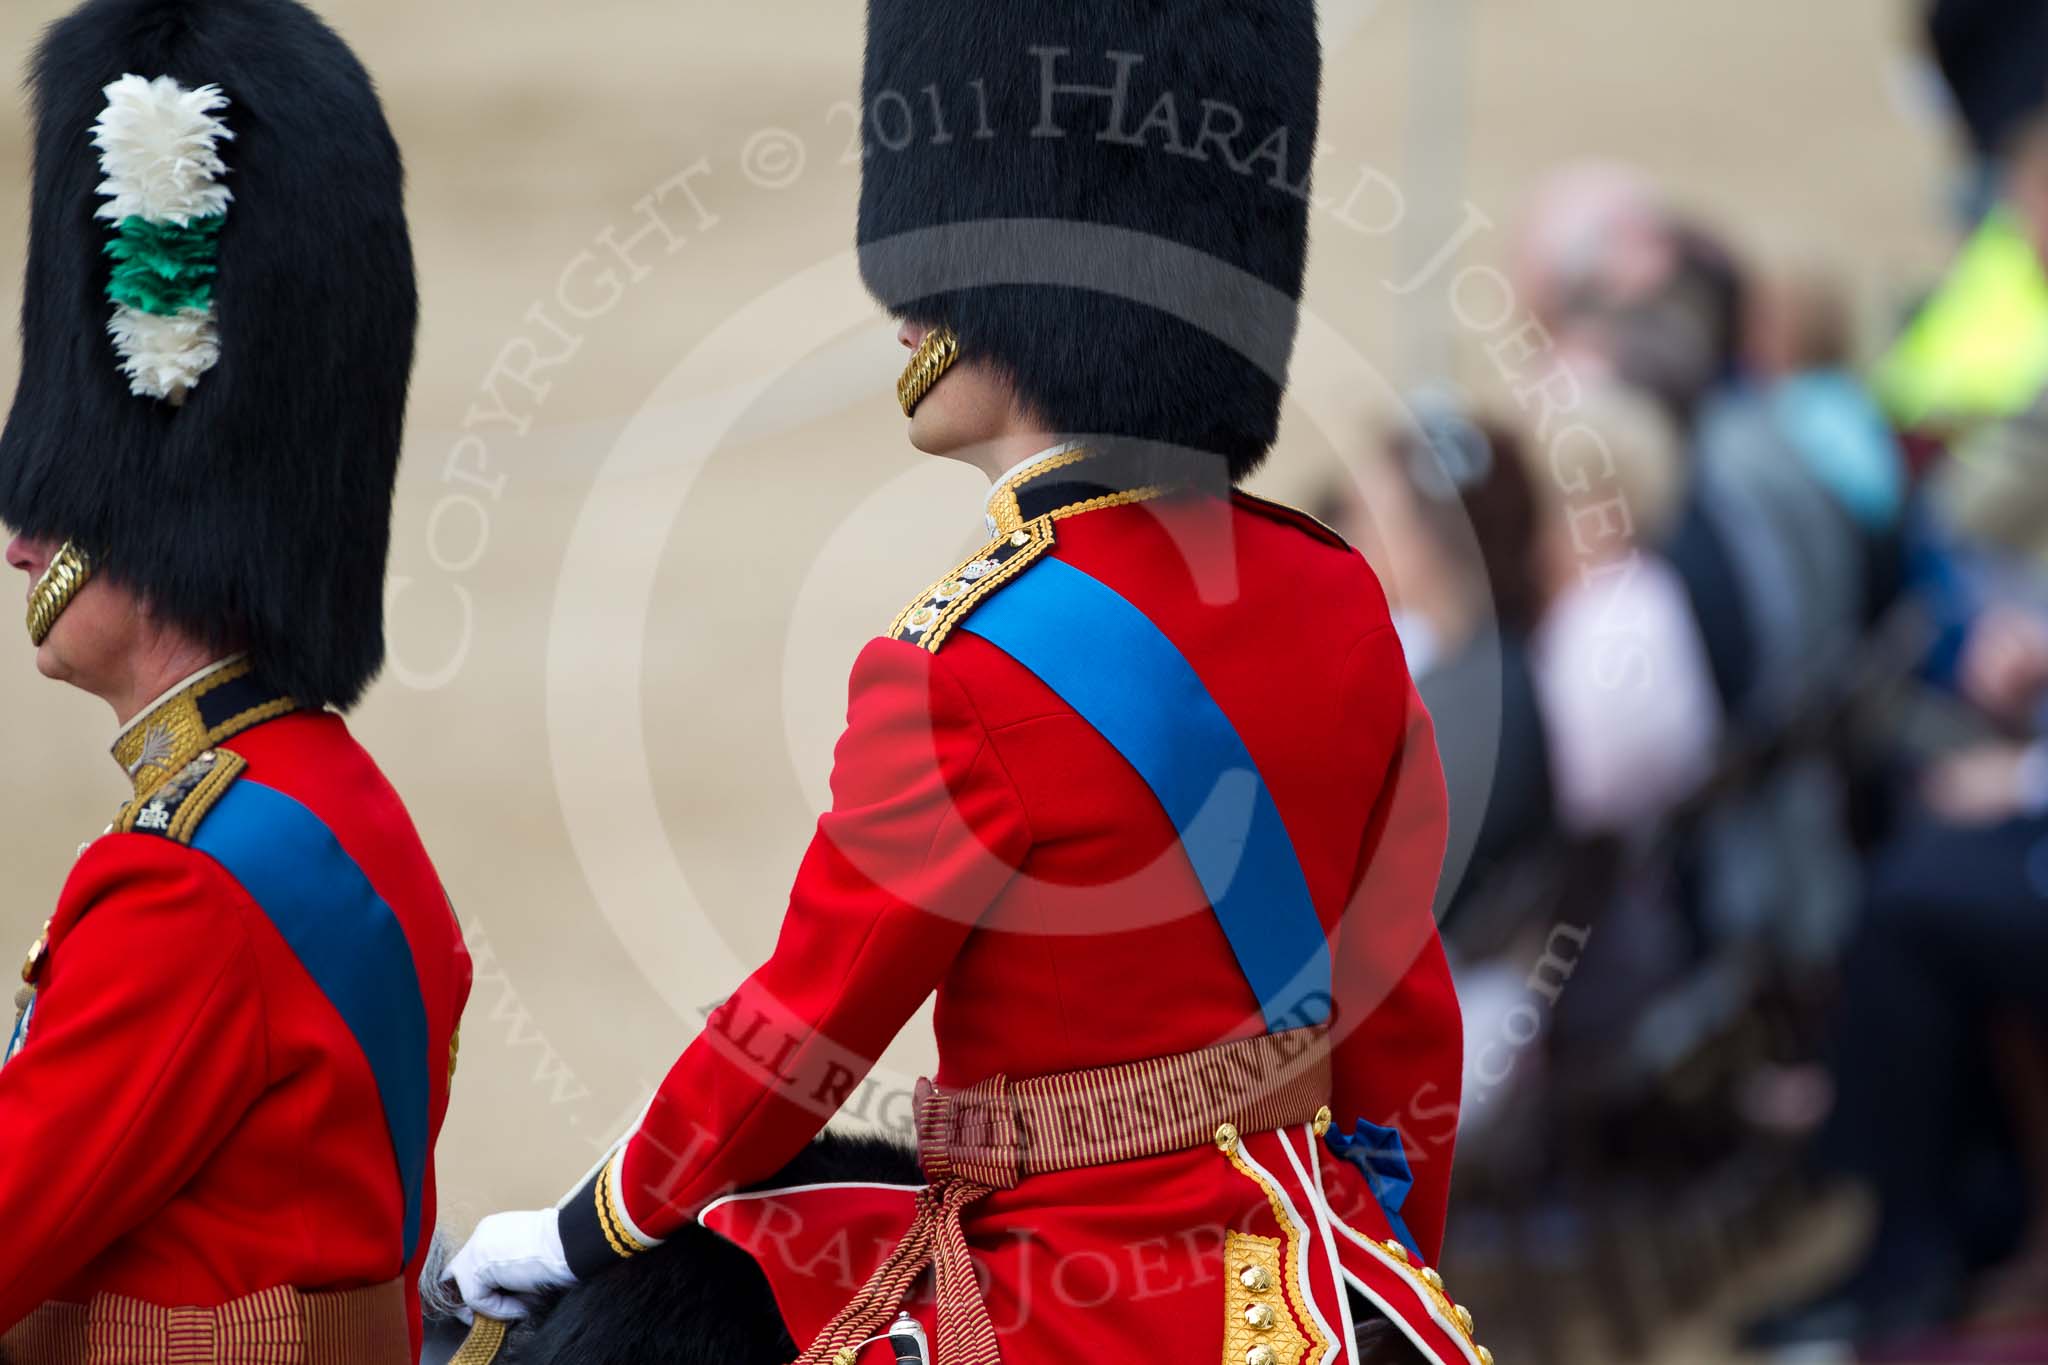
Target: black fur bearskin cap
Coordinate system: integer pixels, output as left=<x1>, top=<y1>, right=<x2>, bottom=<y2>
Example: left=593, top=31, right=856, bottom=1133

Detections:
left=0, top=0, right=417, bottom=710
left=859, top=0, right=1321, bottom=485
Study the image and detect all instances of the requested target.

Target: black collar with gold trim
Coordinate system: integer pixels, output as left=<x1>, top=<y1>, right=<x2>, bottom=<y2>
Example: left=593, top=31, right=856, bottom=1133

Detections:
left=111, top=657, right=299, bottom=803
left=983, top=446, right=1175, bottom=537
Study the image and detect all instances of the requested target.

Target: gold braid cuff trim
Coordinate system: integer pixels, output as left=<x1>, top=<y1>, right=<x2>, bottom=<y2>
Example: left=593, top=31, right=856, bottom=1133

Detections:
left=594, top=1153, right=650, bottom=1259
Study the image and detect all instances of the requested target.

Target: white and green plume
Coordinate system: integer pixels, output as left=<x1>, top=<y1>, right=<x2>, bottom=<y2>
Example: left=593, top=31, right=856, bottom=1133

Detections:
left=91, top=74, right=234, bottom=406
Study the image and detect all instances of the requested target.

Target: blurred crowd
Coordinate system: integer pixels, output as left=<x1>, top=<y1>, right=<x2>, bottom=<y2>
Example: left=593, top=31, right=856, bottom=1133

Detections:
left=1319, top=5, right=2048, bottom=1359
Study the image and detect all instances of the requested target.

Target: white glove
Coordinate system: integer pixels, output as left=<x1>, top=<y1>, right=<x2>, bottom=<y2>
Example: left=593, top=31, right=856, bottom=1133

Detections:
left=446, top=1208, right=576, bottom=1321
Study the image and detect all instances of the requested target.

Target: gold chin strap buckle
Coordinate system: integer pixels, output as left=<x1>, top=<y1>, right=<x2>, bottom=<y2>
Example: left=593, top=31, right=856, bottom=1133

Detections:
left=896, top=326, right=960, bottom=418
left=26, top=540, right=95, bottom=647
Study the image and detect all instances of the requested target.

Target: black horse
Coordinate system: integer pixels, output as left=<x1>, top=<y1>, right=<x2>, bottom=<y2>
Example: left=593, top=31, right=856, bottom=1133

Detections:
left=427, top=1135, right=1428, bottom=1365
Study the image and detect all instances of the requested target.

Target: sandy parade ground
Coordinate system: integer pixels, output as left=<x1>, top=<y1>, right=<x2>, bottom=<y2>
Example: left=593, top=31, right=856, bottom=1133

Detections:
left=0, top=3, right=1968, bottom=1357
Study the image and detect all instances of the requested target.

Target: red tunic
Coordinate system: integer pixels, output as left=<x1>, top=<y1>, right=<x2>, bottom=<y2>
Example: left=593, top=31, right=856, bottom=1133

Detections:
left=560, top=466, right=1467, bottom=1362
left=0, top=684, right=471, bottom=1360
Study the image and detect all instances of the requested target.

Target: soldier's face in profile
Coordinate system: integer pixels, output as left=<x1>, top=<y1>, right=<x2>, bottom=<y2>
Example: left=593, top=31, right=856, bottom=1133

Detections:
left=4, top=532, right=138, bottom=692
left=897, top=320, right=1035, bottom=467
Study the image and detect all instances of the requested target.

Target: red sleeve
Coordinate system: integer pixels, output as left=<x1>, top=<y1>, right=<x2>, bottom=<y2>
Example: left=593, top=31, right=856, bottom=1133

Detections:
left=560, top=638, right=1030, bottom=1273
left=0, top=837, right=266, bottom=1330
left=1329, top=627, right=1461, bottom=1263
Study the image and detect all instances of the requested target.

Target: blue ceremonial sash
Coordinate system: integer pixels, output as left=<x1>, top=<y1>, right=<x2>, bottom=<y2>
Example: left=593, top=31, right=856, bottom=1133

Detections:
left=193, top=780, right=432, bottom=1262
left=960, top=557, right=1332, bottom=1031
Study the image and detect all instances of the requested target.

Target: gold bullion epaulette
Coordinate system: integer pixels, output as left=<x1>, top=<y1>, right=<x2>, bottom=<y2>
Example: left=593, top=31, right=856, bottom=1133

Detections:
left=117, top=749, right=248, bottom=845
left=887, top=518, right=1056, bottom=653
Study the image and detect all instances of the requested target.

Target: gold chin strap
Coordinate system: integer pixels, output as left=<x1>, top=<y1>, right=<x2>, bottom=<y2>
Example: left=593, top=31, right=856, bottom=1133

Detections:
left=26, top=540, right=95, bottom=647
left=897, top=326, right=960, bottom=418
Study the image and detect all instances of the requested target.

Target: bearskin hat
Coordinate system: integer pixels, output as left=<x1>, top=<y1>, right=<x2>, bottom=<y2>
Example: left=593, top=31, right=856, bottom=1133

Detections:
left=0, top=0, right=417, bottom=710
left=859, top=0, right=1321, bottom=484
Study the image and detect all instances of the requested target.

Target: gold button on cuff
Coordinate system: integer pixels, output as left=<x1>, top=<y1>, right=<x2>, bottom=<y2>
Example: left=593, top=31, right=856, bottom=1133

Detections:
left=1420, top=1267, right=1445, bottom=1292
left=1246, top=1346, right=1278, bottom=1365
left=1214, top=1122, right=1240, bottom=1153
left=1312, top=1105, right=1333, bottom=1136
left=1245, top=1304, right=1276, bottom=1331
left=1476, top=1348, right=1494, bottom=1365
left=1239, top=1265, right=1272, bottom=1293
left=1454, top=1304, right=1475, bottom=1334
left=1382, top=1239, right=1409, bottom=1264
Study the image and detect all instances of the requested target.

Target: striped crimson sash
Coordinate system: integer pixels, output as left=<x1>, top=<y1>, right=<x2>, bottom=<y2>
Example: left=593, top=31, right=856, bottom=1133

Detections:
left=960, top=555, right=1332, bottom=1031
left=1, top=1280, right=411, bottom=1365
left=191, top=782, right=432, bottom=1263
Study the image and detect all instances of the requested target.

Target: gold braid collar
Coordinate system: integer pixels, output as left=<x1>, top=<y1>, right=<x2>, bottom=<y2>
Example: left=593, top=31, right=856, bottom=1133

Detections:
left=111, top=656, right=298, bottom=804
